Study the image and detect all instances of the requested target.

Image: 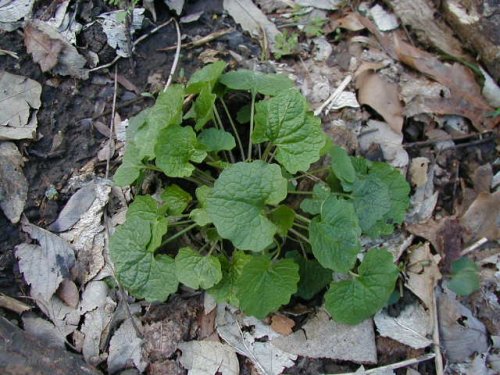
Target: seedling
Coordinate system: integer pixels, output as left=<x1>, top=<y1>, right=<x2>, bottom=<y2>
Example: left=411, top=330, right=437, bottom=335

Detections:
left=110, top=62, right=410, bottom=324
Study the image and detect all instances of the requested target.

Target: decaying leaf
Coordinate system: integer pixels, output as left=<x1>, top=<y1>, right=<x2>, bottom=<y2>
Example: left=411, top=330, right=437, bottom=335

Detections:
left=0, top=142, right=28, bottom=223
left=356, top=72, right=404, bottom=134
left=460, top=191, right=500, bottom=243
left=24, top=20, right=88, bottom=79
left=108, top=318, right=147, bottom=374
left=437, top=289, right=489, bottom=363
left=22, top=313, right=66, bottom=349
left=406, top=163, right=438, bottom=224
left=374, top=302, right=433, bottom=349
left=223, top=0, right=281, bottom=52
left=369, top=4, right=399, bottom=31
left=178, top=341, right=239, bottom=375
left=0, top=0, right=35, bottom=31
left=271, top=309, right=377, bottom=364
left=270, top=314, right=295, bottom=336
left=37, top=295, right=81, bottom=337
left=409, top=157, right=429, bottom=188
left=216, top=304, right=297, bottom=375
left=405, top=243, right=441, bottom=309
left=60, top=181, right=111, bottom=284
left=81, top=298, right=115, bottom=365
left=0, top=71, right=41, bottom=140
left=164, top=0, right=184, bottom=15
left=15, top=218, right=75, bottom=303
left=358, top=120, right=408, bottom=169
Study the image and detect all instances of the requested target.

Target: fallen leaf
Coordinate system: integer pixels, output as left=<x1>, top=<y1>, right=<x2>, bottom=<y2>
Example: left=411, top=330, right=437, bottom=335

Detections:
left=0, top=71, right=41, bottom=140
left=56, top=279, right=79, bottom=309
left=81, top=302, right=115, bottom=365
left=356, top=73, right=404, bottom=134
left=388, top=0, right=466, bottom=59
left=472, top=164, right=493, bottom=195
left=108, top=318, right=147, bottom=374
left=0, top=0, right=35, bottom=31
left=409, top=157, right=429, bottom=188
left=270, top=314, right=295, bottom=336
left=358, top=120, right=408, bottom=169
left=335, top=13, right=366, bottom=31
left=60, top=181, right=111, bottom=284
left=460, top=191, right=500, bottom=243
left=223, top=0, right=281, bottom=52
left=164, top=0, right=184, bottom=15
left=22, top=313, right=66, bottom=348
left=24, top=20, right=88, bottom=79
left=48, top=184, right=97, bottom=232
left=0, top=142, right=28, bottom=223
left=79, top=280, right=109, bottom=314
left=480, top=67, right=500, bottom=107
left=98, top=8, right=145, bottom=58
left=295, top=0, right=343, bottom=10
left=178, top=341, right=239, bottom=375
left=254, top=0, right=290, bottom=13
left=406, top=163, right=438, bottom=224
left=271, top=309, right=377, bottom=364
left=0, top=293, right=31, bottom=314
left=16, top=218, right=75, bottom=303
left=404, top=243, right=442, bottom=310
left=437, top=288, right=489, bottom=363
left=374, top=302, right=433, bottom=349
left=37, top=295, right=81, bottom=337
left=216, top=304, right=297, bottom=375
left=369, top=4, right=399, bottom=31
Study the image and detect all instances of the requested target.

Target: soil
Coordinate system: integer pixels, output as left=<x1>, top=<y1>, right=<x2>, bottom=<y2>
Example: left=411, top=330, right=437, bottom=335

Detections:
left=0, top=0, right=498, bottom=374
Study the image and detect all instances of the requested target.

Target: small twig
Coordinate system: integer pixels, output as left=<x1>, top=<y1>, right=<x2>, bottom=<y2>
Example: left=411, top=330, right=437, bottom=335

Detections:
left=403, top=132, right=496, bottom=149
left=105, top=66, right=119, bottom=179
left=90, top=18, right=174, bottom=73
left=331, top=353, right=435, bottom=375
left=460, top=237, right=488, bottom=257
left=164, top=18, right=181, bottom=92
left=314, top=75, right=352, bottom=116
left=0, top=48, right=19, bottom=59
left=157, top=28, right=232, bottom=51
left=432, top=288, right=445, bottom=375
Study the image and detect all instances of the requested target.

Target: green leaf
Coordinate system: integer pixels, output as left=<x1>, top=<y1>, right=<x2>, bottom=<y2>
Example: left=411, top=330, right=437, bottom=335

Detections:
left=192, top=86, right=217, bottom=130
left=329, top=145, right=356, bottom=191
left=299, top=182, right=331, bottom=215
left=155, top=125, right=207, bottom=177
left=286, top=251, right=331, bottom=300
left=186, top=61, right=227, bottom=94
left=207, top=161, right=287, bottom=251
left=148, top=216, right=168, bottom=253
left=324, top=249, right=399, bottom=325
left=448, top=257, right=480, bottom=296
left=190, top=186, right=213, bottom=226
left=198, top=128, right=236, bottom=152
left=134, top=85, right=184, bottom=160
left=209, top=250, right=252, bottom=306
left=161, top=184, right=192, bottom=215
left=236, top=256, right=299, bottom=318
left=175, top=247, right=222, bottom=289
left=254, top=89, right=325, bottom=173
left=109, top=217, right=178, bottom=302
left=309, top=196, right=361, bottom=273
left=269, top=205, right=295, bottom=236
left=351, top=162, right=410, bottom=237
left=114, top=143, right=143, bottom=186
left=127, top=195, right=161, bottom=220
left=219, top=69, right=294, bottom=96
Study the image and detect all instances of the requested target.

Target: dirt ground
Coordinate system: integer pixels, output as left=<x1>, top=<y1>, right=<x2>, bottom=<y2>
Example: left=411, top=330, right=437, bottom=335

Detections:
left=0, top=0, right=498, bottom=374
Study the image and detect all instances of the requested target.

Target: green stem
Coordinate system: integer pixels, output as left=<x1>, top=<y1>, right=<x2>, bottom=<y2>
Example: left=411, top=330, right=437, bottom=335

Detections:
left=207, top=241, right=218, bottom=256
left=289, top=167, right=330, bottom=181
left=213, top=106, right=235, bottom=163
left=168, top=220, right=194, bottom=226
left=247, top=93, right=256, bottom=161
left=168, top=213, right=190, bottom=220
left=289, top=227, right=310, bottom=244
left=268, top=147, right=277, bottom=163
left=220, top=98, right=245, bottom=161
left=185, top=176, right=205, bottom=186
left=145, top=164, right=163, bottom=172
left=288, top=190, right=313, bottom=195
left=194, top=167, right=215, bottom=182
left=292, top=221, right=309, bottom=230
left=296, top=214, right=311, bottom=224
left=261, top=143, right=274, bottom=162
left=162, top=223, right=198, bottom=246
left=349, top=271, right=359, bottom=278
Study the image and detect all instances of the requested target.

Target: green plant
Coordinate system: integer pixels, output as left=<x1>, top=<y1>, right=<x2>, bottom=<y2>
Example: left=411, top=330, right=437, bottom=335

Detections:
left=303, top=17, right=327, bottom=37
left=274, top=30, right=299, bottom=59
left=447, top=257, right=480, bottom=296
left=110, top=62, right=410, bottom=324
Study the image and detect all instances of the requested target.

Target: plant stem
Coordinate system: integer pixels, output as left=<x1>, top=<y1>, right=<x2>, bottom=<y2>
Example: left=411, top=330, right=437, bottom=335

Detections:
left=290, top=167, right=330, bottom=181
left=268, top=147, right=277, bottom=163
left=289, top=228, right=310, bottom=244
left=185, top=176, right=205, bottom=186
left=292, top=222, right=309, bottom=230
left=168, top=220, right=194, bottom=226
left=247, top=93, right=256, bottom=160
left=295, top=214, right=311, bottom=224
left=220, top=98, right=245, bottom=161
left=261, top=142, right=273, bottom=162
left=162, top=223, right=197, bottom=245
left=213, top=106, right=235, bottom=163
left=168, top=213, right=190, bottom=220
left=288, top=190, right=313, bottom=195
left=194, top=167, right=215, bottom=182
left=145, top=164, right=163, bottom=172
left=207, top=241, right=218, bottom=256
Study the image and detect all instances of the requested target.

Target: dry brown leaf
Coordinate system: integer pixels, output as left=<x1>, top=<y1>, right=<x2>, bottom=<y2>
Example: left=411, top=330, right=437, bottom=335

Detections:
left=405, top=243, right=442, bottom=309
left=460, top=191, right=500, bottom=243
left=409, top=157, right=429, bottom=187
left=270, top=314, right=295, bottom=336
left=472, top=164, right=493, bottom=194
left=24, top=20, right=88, bottom=79
left=0, top=142, right=28, bottom=223
left=356, top=72, right=404, bottom=134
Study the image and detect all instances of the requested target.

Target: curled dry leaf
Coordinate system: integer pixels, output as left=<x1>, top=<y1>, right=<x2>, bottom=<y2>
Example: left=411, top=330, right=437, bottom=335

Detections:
left=0, top=142, right=28, bottom=223
left=0, top=71, right=41, bottom=140
left=24, top=20, right=88, bottom=79
left=356, top=72, right=404, bottom=134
